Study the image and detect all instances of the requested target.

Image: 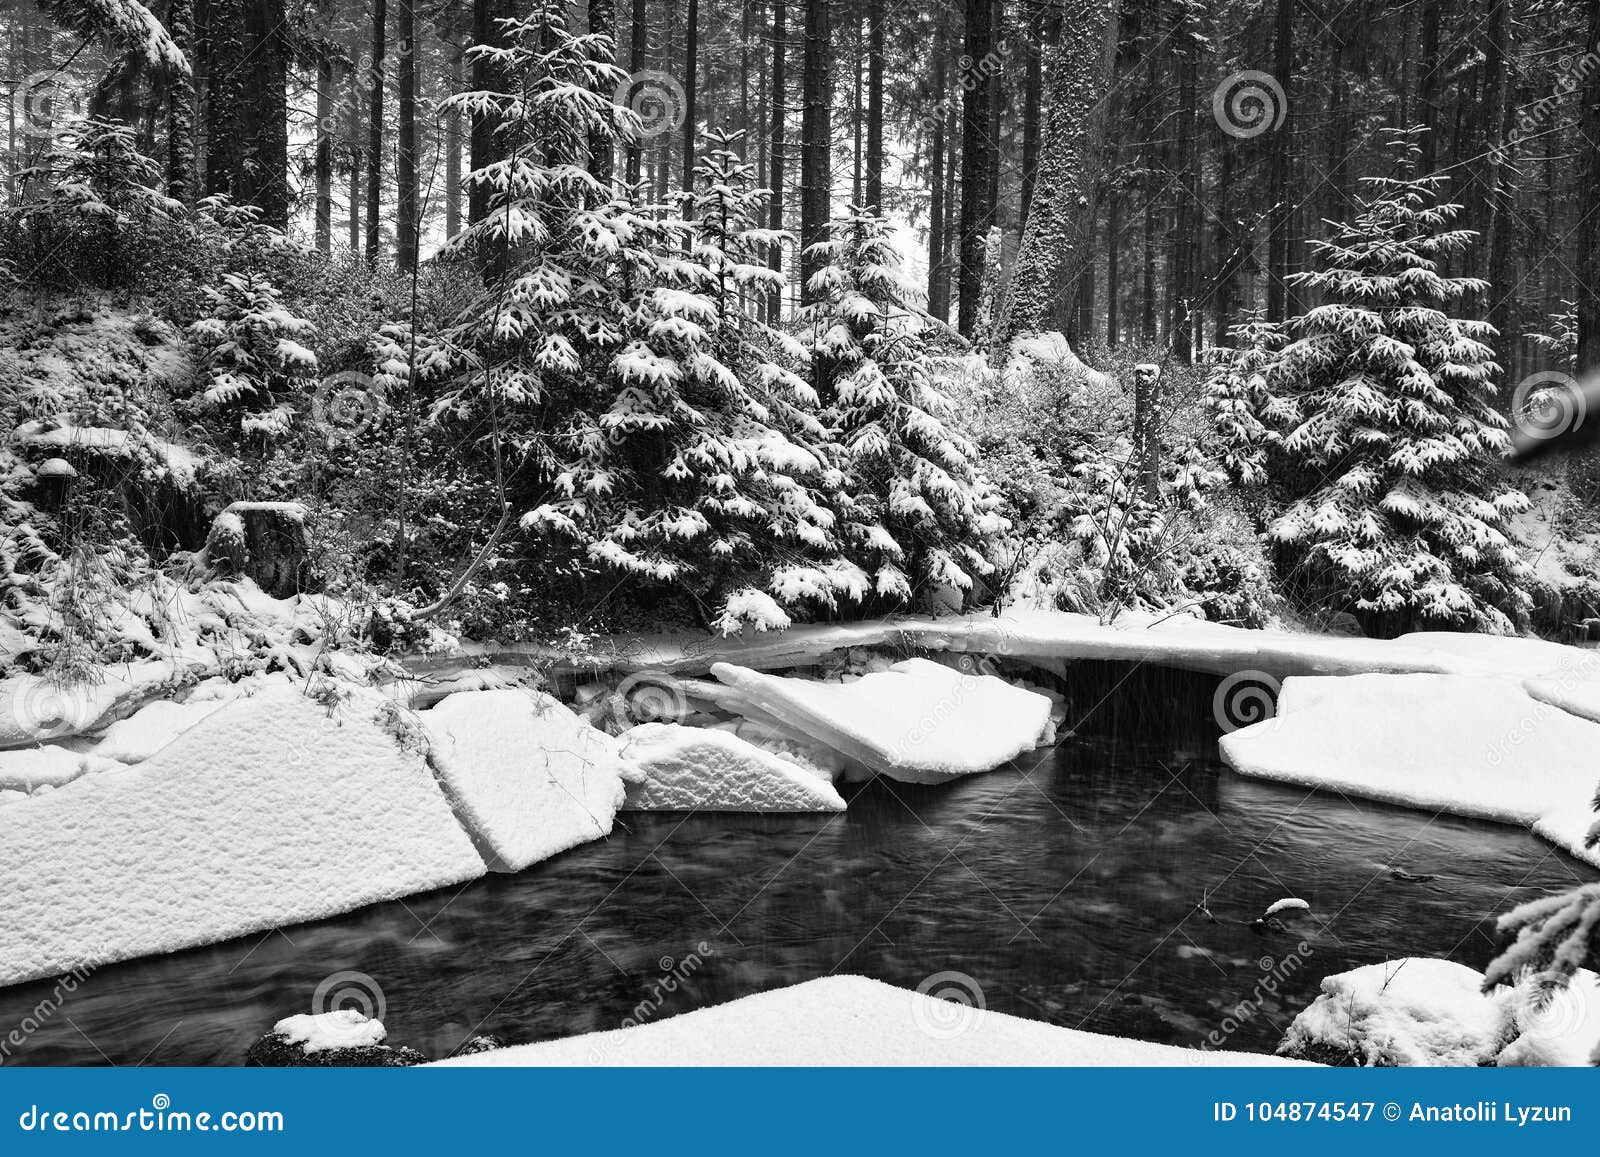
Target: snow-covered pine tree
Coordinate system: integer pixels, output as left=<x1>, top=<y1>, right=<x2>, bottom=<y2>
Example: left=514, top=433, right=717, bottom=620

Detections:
left=802, top=209, right=1008, bottom=609
left=441, top=21, right=841, bottom=632
left=1528, top=302, right=1578, bottom=371
left=187, top=272, right=318, bottom=440
left=6, top=118, right=181, bottom=286
left=433, top=0, right=641, bottom=607
left=35, top=0, right=189, bottom=74
left=1203, top=312, right=1285, bottom=486
left=526, top=129, right=844, bottom=633
left=1265, top=129, right=1531, bottom=634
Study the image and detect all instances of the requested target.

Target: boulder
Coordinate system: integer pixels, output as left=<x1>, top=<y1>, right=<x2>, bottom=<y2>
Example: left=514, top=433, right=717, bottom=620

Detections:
left=704, top=658, right=1053, bottom=784
left=619, top=722, right=846, bottom=812
left=246, top=1011, right=426, bottom=1067
left=422, top=689, right=626, bottom=872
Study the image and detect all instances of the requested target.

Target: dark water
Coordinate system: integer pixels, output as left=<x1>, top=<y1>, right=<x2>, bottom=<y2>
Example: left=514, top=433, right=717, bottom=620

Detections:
left=0, top=691, right=1590, bottom=1065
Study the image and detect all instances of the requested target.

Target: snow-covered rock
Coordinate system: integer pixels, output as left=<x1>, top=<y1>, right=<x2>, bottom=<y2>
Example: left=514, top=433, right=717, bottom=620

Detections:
left=705, top=658, right=1053, bottom=784
left=422, top=689, right=626, bottom=872
left=13, top=419, right=201, bottom=484
left=1219, top=674, right=1600, bottom=867
left=0, top=745, right=104, bottom=790
left=1278, top=959, right=1508, bottom=1066
left=1395, top=631, right=1600, bottom=681
left=618, top=723, right=847, bottom=812
left=435, top=975, right=1309, bottom=1067
left=0, top=687, right=485, bottom=988
left=87, top=697, right=231, bottom=763
left=1497, top=970, right=1600, bottom=1067
left=275, top=1010, right=387, bottom=1053
left=1524, top=673, right=1600, bottom=727
left=245, top=1010, right=425, bottom=1067
left=1283, top=958, right=1600, bottom=1068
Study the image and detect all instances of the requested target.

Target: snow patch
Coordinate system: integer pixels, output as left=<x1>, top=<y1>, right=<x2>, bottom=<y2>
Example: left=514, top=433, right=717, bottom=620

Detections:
left=1220, top=673, right=1600, bottom=867
left=1265, top=897, right=1310, bottom=917
left=618, top=723, right=847, bottom=812
left=1497, top=970, right=1600, bottom=1067
left=0, top=687, right=485, bottom=988
left=434, top=975, right=1308, bottom=1067
left=422, top=689, right=625, bottom=873
left=0, top=745, right=111, bottom=791
left=1278, top=959, right=1507, bottom=1066
left=706, top=657, right=1053, bottom=783
left=272, top=1010, right=387, bottom=1054
left=87, top=697, right=233, bottom=763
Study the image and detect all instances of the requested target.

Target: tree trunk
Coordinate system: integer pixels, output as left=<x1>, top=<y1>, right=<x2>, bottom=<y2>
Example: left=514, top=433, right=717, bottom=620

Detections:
left=469, top=0, right=503, bottom=224
left=1141, top=181, right=1157, bottom=341
left=241, top=0, right=288, bottom=227
left=1212, top=141, right=1237, bottom=347
left=1266, top=0, right=1293, bottom=321
left=166, top=0, right=197, bottom=205
left=446, top=36, right=463, bottom=237
left=314, top=54, right=333, bottom=252
left=683, top=0, right=699, bottom=193
left=346, top=59, right=362, bottom=251
left=852, top=13, right=863, bottom=206
left=1018, top=0, right=1044, bottom=230
left=366, top=0, right=388, bottom=260
left=865, top=0, right=884, bottom=211
left=1133, top=365, right=1160, bottom=501
left=1484, top=0, right=1517, bottom=379
left=1415, top=0, right=1440, bottom=173
left=956, top=0, right=996, bottom=336
left=941, top=95, right=959, bottom=316
left=1171, top=17, right=1197, bottom=363
left=992, top=0, right=1123, bottom=349
left=799, top=0, right=831, bottom=301
left=1106, top=190, right=1120, bottom=346
left=397, top=0, right=418, bottom=271
left=928, top=27, right=948, bottom=321
left=768, top=0, right=788, bottom=321
left=626, top=0, right=648, bottom=185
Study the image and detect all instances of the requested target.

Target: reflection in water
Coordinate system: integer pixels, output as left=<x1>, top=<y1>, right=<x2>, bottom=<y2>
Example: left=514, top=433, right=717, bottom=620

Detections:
left=0, top=726, right=1588, bottom=1065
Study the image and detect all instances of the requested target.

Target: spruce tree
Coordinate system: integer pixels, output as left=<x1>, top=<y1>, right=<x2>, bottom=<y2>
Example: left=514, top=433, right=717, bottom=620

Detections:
left=1265, top=131, right=1530, bottom=634
left=527, top=129, right=842, bottom=630
left=802, top=208, right=1007, bottom=608
left=1203, top=313, right=1285, bottom=486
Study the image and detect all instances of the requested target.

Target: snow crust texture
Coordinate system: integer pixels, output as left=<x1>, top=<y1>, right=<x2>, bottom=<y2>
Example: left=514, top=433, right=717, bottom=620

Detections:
left=0, top=688, right=485, bottom=988
left=618, top=722, right=847, bottom=812
left=422, top=689, right=626, bottom=872
left=435, top=975, right=1308, bottom=1067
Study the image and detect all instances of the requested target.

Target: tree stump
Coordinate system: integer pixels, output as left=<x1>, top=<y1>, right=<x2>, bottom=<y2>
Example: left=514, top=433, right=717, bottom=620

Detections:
left=204, top=502, right=314, bottom=596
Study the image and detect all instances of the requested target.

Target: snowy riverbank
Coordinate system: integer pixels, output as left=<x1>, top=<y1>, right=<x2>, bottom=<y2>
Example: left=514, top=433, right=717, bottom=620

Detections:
left=3, top=602, right=1600, bottom=1033
left=431, top=976, right=1312, bottom=1067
